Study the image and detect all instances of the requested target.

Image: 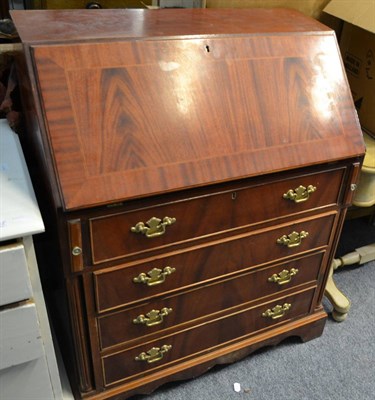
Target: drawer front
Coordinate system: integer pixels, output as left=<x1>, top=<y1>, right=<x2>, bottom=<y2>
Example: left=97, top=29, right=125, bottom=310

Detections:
left=0, top=243, right=32, bottom=306
left=90, top=168, right=344, bottom=264
left=102, top=287, right=315, bottom=386
left=94, top=213, right=335, bottom=312
left=98, top=252, right=324, bottom=349
left=0, top=303, right=44, bottom=370
left=0, top=357, right=55, bottom=400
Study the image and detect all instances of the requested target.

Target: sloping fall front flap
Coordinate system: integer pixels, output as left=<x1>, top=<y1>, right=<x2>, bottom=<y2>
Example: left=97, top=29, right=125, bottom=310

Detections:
left=30, top=32, right=364, bottom=210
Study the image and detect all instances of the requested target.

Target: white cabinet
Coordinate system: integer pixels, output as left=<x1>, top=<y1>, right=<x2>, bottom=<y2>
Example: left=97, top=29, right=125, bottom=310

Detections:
left=0, top=119, right=63, bottom=399
left=0, top=243, right=32, bottom=306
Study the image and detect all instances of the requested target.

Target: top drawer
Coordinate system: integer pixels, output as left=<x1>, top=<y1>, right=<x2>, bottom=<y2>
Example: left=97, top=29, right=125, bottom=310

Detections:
left=89, top=167, right=344, bottom=264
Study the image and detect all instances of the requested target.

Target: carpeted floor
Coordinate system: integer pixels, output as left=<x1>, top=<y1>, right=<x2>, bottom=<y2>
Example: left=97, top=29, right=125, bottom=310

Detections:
left=130, top=217, right=375, bottom=400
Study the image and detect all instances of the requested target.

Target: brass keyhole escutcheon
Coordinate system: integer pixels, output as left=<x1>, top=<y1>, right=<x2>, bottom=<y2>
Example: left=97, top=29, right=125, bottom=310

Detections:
left=283, top=185, right=317, bottom=203
left=131, top=216, right=176, bottom=238
left=277, top=231, right=309, bottom=248
left=135, top=344, right=172, bottom=364
left=133, top=266, right=176, bottom=286
left=133, top=308, right=173, bottom=327
left=262, top=303, right=291, bottom=320
left=268, top=268, right=299, bottom=285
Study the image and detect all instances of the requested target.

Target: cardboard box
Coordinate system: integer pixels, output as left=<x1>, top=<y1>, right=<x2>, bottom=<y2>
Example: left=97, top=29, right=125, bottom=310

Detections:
left=324, top=0, right=375, bottom=138
left=206, top=0, right=330, bottom=19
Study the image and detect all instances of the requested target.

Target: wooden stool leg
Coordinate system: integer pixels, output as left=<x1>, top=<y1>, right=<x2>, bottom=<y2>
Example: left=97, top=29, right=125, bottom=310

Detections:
left=325, top=243, right=375, bottom=321
left=325, top=261, right=350, bottom=322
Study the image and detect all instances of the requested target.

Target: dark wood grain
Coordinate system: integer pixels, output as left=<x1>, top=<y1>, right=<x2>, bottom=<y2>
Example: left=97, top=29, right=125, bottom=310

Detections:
left=11, top=9, right=365, bottom=400
left=89, top=168, right=343, bottom=264
left=97, top=253, right=323, bottom=349
left=102, top=287, right=315, bottom=386
left=11, top=8, right=331, bottom=44
left=94, top=311, right=327, bottom=399
left=94, top=213, right=335, bottom=312
left=13, top=9, right=364, bottom=210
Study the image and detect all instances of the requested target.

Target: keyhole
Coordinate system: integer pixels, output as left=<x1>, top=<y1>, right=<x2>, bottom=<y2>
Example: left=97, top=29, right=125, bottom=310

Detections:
left=205, top=45, right=210, bottom=53
left=231, top=192, right=237, bottom=200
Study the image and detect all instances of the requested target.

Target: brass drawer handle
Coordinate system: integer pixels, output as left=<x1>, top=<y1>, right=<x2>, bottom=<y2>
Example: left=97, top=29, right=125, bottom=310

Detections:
left=283, top=185, right=317, bottom=203
left=262, top=303, right=291, bottom=320
left=131, top=216, right=176, bottom=238
left=277, top=231, right=309, bottom=248
left=133, top=308, right=173, bottom=327
left=133, top=267, right=176, bottom=286
left=135, top=345, right=172, bottom=364
left=268, top=268, right=299, bottom=285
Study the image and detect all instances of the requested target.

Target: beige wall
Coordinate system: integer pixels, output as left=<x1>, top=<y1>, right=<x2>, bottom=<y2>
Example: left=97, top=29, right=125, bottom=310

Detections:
left=206, top=0, right=331, bottom=19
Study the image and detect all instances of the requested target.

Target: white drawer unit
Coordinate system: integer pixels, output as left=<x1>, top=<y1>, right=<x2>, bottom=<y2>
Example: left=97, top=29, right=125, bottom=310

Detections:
left=0, top=303, right=44, bottom=370
left=0, top=242, right=32, bottom=306
left=0, top=119, right=63, bottom=399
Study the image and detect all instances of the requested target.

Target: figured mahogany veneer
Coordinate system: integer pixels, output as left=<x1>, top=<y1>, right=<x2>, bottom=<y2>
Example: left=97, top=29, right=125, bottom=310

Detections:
left=13, top=9, right=364, bottom=211
left=94, top=213, right=335, bottom=312
left=89, top=167, right=344, bottom=264
left=12, top=8, right=365, bottom=400
left=102, top=287, right=316, bottom=386
left=98, top=253, right=324, bottom=349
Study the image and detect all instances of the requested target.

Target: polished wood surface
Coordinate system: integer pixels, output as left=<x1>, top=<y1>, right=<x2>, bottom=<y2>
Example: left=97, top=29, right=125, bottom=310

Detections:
left=94, top=213, right=335, bottom=311
left=89, top=167, right=343, bottom=264
left=11, top=8, right=365, bottom=400
left=97, top=253, right=323, bottom=349
left=94, top=312, right=327, bottom=399
left=12, top=8, right=330, bottom=43
left=13, top=9, right=364, bottom=210
left=102, top=287, right=315, bottom=386
left=89, top=311, right=327, bottom=398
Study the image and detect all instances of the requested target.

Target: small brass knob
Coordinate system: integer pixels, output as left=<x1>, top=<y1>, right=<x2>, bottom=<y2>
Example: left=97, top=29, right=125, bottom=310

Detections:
left=72, top=246, right=82, bottom=256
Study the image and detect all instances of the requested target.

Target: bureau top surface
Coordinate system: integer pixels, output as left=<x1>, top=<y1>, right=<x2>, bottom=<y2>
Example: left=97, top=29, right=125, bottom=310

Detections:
left=12, top=9, right=365, bottom=210
left=11, top=8, right=331, bottom=44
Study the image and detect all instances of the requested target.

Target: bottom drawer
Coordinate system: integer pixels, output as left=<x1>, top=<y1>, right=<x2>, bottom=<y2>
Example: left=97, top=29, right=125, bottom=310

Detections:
left=0, top=357, right=54, bottom=400
left=102, top=287, right=315, bottom=386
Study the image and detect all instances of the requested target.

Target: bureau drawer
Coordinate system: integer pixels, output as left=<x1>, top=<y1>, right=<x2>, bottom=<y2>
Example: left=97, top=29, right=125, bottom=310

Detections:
left=98, top=252, right=323, bottom=349
left=0, top=243, right=32, bottom=306
left=102, top=287, right=315, bottom=386
left=94, top=213, right=335, bottom=312
left=89, top=168, right=344, bottom=264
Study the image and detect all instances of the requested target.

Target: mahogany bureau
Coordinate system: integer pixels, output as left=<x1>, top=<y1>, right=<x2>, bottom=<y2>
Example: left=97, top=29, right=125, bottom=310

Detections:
left=11, top=8, right=365, bottom=400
